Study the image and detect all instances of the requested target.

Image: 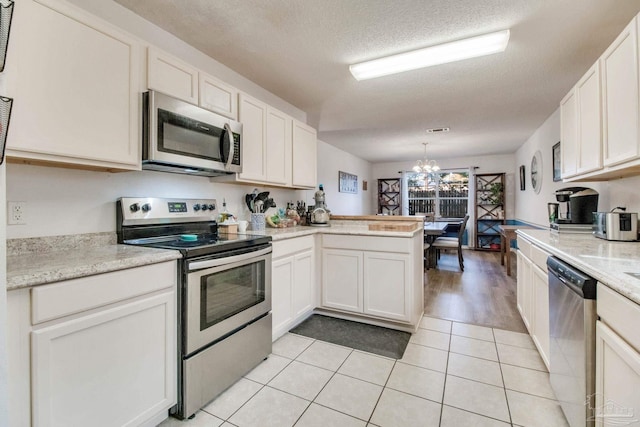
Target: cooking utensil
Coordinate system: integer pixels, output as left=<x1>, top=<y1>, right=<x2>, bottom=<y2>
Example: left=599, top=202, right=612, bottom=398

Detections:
left=254, top=200, right=264, bottom=213
left=245, top=194, right=254, bottom=212
left=264, top=198, right=276, bottom=211
left=256, top=191, right=269, bottom=203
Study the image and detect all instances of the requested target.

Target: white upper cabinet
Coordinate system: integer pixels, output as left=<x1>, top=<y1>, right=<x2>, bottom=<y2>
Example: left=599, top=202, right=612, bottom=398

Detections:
left=238, top=93, right=268, bottom=182
left=147, top=46, right=199, bottom=104
left=6, top=0, right=142, bottom=171
left=199, top=73, right=238, bottom=120
left=292, top=120, right=318, bottom=189
left=601, top=17, right=640, bottom=167
left=576, top=63, right=603, bottom=174
left=560, top=89, right=579, bottom=178
left=266, top=107, right=292, bottom=185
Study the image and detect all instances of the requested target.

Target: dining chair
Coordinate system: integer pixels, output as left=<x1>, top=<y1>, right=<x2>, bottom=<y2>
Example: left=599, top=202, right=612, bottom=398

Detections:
left=415, top=212, right=435, bottom=268
left=431, top=214, right=470, bottom=271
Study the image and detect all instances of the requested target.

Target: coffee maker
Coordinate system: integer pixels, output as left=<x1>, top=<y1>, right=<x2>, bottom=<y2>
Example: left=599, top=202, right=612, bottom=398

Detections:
left=550, top=187, right=599, bottom=232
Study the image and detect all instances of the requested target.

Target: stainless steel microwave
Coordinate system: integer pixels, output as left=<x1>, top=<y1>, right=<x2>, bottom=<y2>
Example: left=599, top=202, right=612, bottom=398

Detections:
left=142, top=90, right=242, bottom=176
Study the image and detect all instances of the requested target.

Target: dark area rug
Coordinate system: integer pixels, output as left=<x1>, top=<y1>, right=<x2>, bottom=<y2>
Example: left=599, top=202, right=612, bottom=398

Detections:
left=289, top=314, right=411, bottom=359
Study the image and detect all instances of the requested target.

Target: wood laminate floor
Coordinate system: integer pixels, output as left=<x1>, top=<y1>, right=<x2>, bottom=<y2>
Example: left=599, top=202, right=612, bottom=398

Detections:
left=424, top=248, right=527, bottom=333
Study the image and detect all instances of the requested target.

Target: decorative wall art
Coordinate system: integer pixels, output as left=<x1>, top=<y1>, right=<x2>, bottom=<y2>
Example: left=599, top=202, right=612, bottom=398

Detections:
left=339, top=171, right=358, bottom=194
left=519, top=165, right=526, bottom=191
left=552, top=142, right=561, bottom=182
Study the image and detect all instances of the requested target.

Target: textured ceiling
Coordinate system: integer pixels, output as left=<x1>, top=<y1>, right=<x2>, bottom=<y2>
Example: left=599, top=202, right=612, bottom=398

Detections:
left=114, top=0, right=640, bottom=163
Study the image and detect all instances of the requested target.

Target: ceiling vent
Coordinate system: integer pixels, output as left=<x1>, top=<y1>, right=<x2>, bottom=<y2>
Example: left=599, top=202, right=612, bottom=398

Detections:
left=426, top=127, right=450, bottom=134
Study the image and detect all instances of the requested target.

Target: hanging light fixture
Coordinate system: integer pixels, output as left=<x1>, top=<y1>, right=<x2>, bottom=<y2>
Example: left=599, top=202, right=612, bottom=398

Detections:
left=413, top=142, right=440, bottom=174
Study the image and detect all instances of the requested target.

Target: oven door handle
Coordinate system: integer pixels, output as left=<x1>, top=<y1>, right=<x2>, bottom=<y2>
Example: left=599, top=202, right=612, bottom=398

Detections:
left=188, top=246, right=272, bottom=271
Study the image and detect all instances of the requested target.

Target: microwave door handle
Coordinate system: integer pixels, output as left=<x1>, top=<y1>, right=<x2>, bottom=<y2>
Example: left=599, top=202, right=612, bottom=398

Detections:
left=223, top=123, right=234, bottom=171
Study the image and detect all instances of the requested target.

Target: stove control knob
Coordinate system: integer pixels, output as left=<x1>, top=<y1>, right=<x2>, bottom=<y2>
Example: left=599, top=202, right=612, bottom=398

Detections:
left=193, top=204, right=201, bottom=211
left=141, top=203, right=152, bottom=212
left=201, top=204, right=209, bottom=211
left=129, top=203, right=140, bottom=213
left=207, top=204, right=215, bottom=211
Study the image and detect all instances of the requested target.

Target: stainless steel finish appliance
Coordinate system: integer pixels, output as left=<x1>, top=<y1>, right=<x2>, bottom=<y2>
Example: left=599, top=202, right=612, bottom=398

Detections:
left=309, top=184, right=331, bottom=226
left=593, top=209, right=638, bottom=241
left=117, top=197, right=272, bottom=419
left=143, top=90, right=242, bottom=177
left=548, top=256, right=597, bottom=427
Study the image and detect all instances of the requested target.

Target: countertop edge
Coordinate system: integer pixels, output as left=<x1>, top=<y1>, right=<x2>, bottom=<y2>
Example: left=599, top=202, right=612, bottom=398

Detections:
left=7, top=248, right=182, bottom=291
left=264, top=225, right=423, bottom=241
left=517, top=229, right=640, bottom=306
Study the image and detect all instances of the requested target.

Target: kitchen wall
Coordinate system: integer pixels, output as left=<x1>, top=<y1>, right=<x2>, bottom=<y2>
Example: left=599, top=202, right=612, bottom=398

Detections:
left=514, top=109, right=608, bottom=226
left=5, top=164, right=307, bottom=239
left=316, top=140, right=373, bottom=215
left=0, top=162, right=8, bottom=425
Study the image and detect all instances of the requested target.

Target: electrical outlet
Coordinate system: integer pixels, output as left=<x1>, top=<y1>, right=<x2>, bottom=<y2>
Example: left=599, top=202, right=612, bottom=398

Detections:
left=8, top=201, right=27, bottom=225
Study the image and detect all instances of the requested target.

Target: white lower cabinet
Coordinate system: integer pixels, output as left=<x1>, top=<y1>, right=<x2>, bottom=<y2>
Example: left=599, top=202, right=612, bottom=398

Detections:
left=320, top=234, right=423, bottom=328
left=516, top=235, right=550, bottom=369
left=595, top=283, right=640, bottom=426
left=7, top=261, right=177, bottom=427
left=271, top=236, right=315, bottom=340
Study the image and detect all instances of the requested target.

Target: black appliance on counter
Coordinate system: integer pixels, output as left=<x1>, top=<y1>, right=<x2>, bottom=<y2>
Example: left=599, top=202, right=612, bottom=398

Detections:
left=117, top=197, right=272, bottom=419
left=553, top=187, right=599, bottom=224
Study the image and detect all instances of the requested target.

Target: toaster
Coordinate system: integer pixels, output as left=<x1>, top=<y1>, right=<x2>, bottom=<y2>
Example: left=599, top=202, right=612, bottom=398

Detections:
left=593, top=211, right=638, bottom=241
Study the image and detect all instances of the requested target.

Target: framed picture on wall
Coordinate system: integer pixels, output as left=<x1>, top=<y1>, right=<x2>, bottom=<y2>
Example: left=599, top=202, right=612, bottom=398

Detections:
left=339, top=171, right=358, bottom=194
left=552, top=142, right=561, bottom=182
left=519, top=165, right=526, bottom=191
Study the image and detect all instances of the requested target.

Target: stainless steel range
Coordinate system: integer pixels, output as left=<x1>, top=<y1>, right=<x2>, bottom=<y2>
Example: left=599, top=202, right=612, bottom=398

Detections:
left=117, top=197, right=272, bottom=419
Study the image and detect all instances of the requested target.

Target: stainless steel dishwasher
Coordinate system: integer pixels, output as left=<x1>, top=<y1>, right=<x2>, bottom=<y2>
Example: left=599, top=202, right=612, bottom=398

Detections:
left=548, top=256, right=597, bottom=427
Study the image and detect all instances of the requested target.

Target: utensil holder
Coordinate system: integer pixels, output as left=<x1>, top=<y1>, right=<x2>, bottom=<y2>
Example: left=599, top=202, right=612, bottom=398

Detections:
left=0, top=95, right=13, bottom=164
left=0, top=0, right=15, bottom=72
left=251, top=213, right=266, bottom=231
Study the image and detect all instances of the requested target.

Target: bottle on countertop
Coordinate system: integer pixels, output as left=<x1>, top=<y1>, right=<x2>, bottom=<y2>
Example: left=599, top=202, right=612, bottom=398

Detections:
left=217, top=198, right=235, bottom=224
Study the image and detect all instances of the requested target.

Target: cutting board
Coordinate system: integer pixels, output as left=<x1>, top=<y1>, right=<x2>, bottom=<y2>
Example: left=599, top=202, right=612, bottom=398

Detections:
left=368, top=222, right=416, bottom=232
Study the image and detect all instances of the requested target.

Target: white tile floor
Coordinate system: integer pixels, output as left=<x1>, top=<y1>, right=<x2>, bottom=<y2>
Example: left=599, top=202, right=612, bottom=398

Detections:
left=159, top=317, right=569, bottom=427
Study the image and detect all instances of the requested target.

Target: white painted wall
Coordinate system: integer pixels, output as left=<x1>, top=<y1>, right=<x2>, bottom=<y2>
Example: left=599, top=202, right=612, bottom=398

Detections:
left=373, top=154, right=516, bottom=248
left=514, top=109, right=608, bottom=227
left=6, top=164, right=307, bottom=239
left=315, top=140, right=373, bottom=215
left=0, top=162, right=8, bottom=427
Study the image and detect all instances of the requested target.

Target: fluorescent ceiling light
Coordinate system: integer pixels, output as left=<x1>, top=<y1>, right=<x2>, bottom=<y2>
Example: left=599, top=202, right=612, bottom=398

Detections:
left=349, top=29, right=510, bottom=81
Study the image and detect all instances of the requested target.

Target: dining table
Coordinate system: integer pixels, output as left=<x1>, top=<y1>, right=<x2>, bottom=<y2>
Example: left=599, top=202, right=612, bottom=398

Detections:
left=423, top=221, right=451, bottom=269
left=497, top=224, right=536, bottom=276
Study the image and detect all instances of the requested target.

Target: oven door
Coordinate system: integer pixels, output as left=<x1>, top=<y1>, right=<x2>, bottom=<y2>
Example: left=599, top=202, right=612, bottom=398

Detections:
left=146, top=90, right=242, bottom=173
left=185, top=245, right=271, bottom=355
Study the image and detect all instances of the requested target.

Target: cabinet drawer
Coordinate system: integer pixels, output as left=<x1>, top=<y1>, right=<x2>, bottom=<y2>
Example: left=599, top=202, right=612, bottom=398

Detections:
left=272, top=235, right=314, bottom=259
left=598, top=283, right=640, bottom=353
left=530, top=244, right=550, bottom=272
left=32, top=262, right=177, bottom=325
left=517, top=236, right=532, bottom=258
left=322, top=234, right=410, bottom=253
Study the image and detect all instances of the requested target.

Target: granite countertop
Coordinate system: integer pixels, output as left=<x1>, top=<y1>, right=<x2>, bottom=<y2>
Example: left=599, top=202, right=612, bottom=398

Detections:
left=517, top=229, right=640, bottom=305
left=256, top=220, right=423, bottom=241
left=7, top=232, right=182, bottom=291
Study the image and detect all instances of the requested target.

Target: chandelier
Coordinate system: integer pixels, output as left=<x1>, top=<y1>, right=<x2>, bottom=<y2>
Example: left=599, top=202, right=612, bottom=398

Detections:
left=412, top=142, right=440, bottom=174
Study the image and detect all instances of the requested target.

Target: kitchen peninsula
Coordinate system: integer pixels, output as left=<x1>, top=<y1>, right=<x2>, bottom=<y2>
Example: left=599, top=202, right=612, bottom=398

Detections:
left=263, top=216, right=425, bottom=339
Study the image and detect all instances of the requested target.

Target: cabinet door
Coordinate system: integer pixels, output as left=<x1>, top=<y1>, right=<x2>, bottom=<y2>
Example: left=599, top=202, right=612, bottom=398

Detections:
left=6, top=0, right=141, bottom=170
left=147, top=46, right=199, bottom=104
left=321, top=249, right=363, bottom=313
left=238, top=94, right=267, bottom=182
left=560, top=89, right=579, bottom=178
left=516, top=251, right=532, bottom=332
left=272, top=256, right=294, bottom=339
left=363, top=252, right=411, bottom=322
left=199, top=73, right=238, bottom=119
left=266, top=108, right=292, bottom=185
left=292, top=250, right=314, bottom=318
left=31, top=291, right=176, bottom=427
left=531, top=263, right=550, bottom=369
left=292, top=120, right=317, bottom=188
left=595, top=321, right=640, bottom=427
left=601, top=17, right=640, bottom=167
left=576, top=63, right=603, bottom=174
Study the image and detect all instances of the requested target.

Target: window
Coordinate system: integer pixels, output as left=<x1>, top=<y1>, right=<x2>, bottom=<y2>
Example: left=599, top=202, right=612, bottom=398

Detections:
left=403, top=170, right=469, bottom=218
